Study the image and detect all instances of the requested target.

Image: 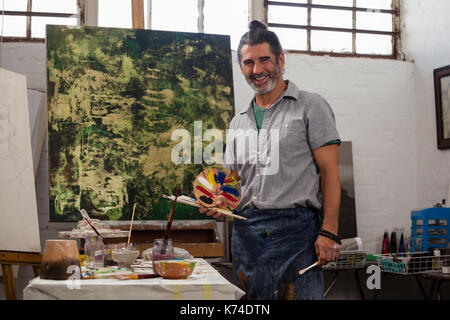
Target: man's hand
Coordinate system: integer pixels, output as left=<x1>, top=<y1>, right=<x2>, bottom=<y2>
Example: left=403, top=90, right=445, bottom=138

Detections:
left=198, top=196, right=226, bottom=220
left=315, top=235, right=340, bottom=265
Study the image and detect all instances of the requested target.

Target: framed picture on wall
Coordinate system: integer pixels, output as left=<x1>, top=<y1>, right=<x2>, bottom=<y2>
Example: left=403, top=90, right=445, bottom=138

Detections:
left=434, top=65, right=450, bottom=149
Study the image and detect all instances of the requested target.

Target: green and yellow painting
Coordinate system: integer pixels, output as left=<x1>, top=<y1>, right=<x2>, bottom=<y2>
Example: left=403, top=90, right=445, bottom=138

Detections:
left=46, top=25, right=234, bottom=222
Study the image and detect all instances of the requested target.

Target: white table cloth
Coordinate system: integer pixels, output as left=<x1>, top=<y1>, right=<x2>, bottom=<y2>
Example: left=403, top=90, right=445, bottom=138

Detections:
left=23, top=259, right=244, bottom=300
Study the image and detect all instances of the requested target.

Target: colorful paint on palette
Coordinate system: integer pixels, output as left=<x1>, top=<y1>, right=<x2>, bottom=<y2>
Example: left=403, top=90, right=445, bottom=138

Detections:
left=221, top=185, right=240, bottom=197
left=207, top=170, right=216, bottom=187
left=197, top=176, right=213, bottom=191
left=224, top=177, right=237, bottom=185
left=221, top=192, right=238, bottom=203
left=196, top=185, right=214, bottom=198
left=217, top=171, right=226, bottom=185
left=194, top=168, right=241, bottom=210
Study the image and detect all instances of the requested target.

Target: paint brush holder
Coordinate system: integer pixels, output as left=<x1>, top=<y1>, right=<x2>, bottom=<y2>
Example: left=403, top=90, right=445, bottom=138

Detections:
left=152, top=238, right=174, bottom=271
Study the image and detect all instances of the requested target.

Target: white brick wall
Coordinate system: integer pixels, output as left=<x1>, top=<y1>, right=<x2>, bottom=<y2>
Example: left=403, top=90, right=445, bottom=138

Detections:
left=403, top=0, right=450, bottom=210
left=0, top=43, right=46, bottom=91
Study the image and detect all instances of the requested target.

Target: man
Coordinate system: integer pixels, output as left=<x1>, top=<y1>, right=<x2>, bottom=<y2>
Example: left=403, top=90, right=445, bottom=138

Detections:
left=200, top=20, right=341, bottom=300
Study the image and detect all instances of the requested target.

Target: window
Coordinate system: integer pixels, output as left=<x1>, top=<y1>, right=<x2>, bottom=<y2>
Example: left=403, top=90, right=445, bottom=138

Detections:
left=0, top=0, right=81, bottom=41
left=265, top=0, right=401, bottom=58
left=97, top=0, right=248, bottom=50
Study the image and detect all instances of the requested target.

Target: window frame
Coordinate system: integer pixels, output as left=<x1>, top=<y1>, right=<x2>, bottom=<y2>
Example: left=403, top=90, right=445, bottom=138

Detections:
left=0, top=0, right=83, bottom=42
left=264, top=0, right=402, bottom=59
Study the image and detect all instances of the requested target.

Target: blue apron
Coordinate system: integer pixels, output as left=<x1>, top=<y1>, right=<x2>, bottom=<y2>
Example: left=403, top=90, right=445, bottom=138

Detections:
left=232, top=207, right=323, bottom=300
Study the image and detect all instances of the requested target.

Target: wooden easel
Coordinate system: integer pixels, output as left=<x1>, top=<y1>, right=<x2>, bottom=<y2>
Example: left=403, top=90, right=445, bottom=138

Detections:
left=0, top=251, right=42, bottom=300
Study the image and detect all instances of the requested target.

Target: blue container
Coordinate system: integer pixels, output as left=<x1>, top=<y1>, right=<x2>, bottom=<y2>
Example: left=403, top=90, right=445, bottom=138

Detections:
left=410, top=207, right=450, bottom=252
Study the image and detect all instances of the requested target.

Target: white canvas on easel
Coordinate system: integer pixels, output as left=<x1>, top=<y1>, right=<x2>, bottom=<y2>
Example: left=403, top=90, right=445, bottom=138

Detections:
left=27, top=89, right=47, bottom=178
left=0, top=68, right=41, bottom=254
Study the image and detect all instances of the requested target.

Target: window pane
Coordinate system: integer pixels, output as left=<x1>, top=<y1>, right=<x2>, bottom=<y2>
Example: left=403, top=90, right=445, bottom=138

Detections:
left=357, top=0, right=392, bottom=10
left=204, top=0, right=248, bottom=50
left=268, top=6, right=307, bottom=25
left=0, top=15, right=26, bottom=37
left=32, top=0, right=78, bottom=13
left=151, top=0, right=198, bottom=33
left=269, top=27, right=307, bottom=51
left=311, top=30, right=352, bottom=52
left=32, top=17, right=78, bottom=38
left=3, top=0, right=27, bottom=11
left=270, top=0, right=307, bottom=3
left=144, top=0, right=149, bottom=29
left=98, top=0, right=132, bottom=28
left=313, top=0, right=353, bottom=6
left=311, top=8, right=352, bottom=29
left=356, top=33, right=391, bottom=55
left=357, top=12, right=392, bottom=32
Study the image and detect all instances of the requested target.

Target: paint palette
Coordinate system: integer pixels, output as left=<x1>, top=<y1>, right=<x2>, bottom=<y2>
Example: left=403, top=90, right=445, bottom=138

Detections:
left=193, top=168, right=241, bottom=210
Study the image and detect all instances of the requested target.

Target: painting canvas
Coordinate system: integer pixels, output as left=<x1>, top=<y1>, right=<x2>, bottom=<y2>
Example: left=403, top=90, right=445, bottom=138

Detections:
left=337, top=141, right=357, bottom=239
left=46, top=25, right=235, bottom=222
left=0, top=68, right=41, bottom=253
left=440, top=75, right=450, bottom=139
left=434, top=65, right=450, bottom=149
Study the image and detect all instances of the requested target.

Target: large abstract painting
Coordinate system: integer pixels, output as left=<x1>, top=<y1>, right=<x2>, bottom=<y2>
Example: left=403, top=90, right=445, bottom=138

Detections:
left=47, top=25, right=234, bottom=222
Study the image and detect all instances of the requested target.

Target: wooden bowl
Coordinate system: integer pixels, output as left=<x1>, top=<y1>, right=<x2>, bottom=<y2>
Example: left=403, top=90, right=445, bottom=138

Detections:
left=153, top=259, right=196, bottom=279
left=40, top=240, right=80, bottom=280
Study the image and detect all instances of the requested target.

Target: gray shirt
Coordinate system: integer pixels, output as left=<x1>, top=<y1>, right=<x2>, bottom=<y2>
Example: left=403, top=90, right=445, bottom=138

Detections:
left=223, top=80, right=340, bottom=212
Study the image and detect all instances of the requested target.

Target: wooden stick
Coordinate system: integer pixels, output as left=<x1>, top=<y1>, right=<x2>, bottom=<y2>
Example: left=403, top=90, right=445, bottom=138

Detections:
left=298, top=260, right=320, bottom=276
left=162, top=194, right=247, bottom=221
left=127, top=203, right=137, bottom=249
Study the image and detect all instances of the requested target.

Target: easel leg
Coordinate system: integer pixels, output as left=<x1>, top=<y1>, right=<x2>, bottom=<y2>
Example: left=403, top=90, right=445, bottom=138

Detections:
left=415, top=275, right=429, bottom=300
left=354, top=269, right=366, bottom=300
left=324, top=270, right=339, bottom=298
left=1, top=264, right=17, bottom=300
left=32, top=266, right=41, bottom=277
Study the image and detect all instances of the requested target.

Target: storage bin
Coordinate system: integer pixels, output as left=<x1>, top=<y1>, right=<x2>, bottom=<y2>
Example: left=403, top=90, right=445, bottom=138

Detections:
left=410, top=207, right=450, bottom=252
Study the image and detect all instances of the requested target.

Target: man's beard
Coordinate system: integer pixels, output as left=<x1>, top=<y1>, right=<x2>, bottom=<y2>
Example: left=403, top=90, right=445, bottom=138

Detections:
left=246, top=64, right=282, bottom=95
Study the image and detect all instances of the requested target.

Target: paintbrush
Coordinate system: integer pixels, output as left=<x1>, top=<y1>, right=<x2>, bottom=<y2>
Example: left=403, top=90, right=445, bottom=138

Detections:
left=162, top=194, right=247, bottom=221
left=127, top=203, right=137, bottom=249
left=298, top=260, right=320, bottom=276
left=161, top=188, right=179, bottom=254
left=79, top=209, right=102, bottom=237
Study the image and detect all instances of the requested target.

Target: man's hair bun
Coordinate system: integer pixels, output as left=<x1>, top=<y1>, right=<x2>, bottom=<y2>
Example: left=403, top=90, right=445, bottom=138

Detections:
left=249, top=20, right=268, bottom=31
left=237, top=20, right=283, bottom=63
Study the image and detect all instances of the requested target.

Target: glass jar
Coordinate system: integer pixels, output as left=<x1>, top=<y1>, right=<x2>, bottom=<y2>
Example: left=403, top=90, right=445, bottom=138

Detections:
left=84, top=235, right=104, bottom=269
left=152, top=238, right=174, bottom=271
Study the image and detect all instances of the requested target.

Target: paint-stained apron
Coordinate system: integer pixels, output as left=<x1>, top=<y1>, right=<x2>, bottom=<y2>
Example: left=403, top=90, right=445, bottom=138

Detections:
left=232, top=207, right=323, bottom=300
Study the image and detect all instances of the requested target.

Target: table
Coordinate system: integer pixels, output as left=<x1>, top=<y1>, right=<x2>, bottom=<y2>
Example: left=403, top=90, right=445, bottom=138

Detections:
left=418, top=271, right=450, bottom=300
left=23, top=259, right=245, bottom=300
